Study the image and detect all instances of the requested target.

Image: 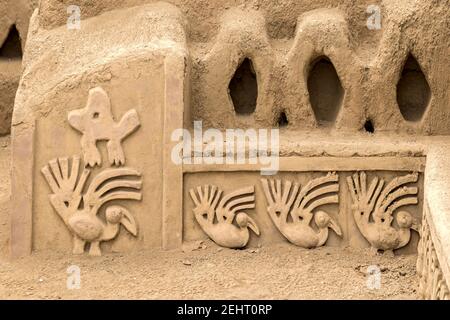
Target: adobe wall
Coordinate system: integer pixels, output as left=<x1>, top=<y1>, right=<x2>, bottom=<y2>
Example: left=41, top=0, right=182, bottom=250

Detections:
left=9, top=2, right=187, bottom=256
left=5, top=0, right=448, bottom=262
left=0, top=0, right=37, bottom=135
left=35, top=0, right=450, bottom=134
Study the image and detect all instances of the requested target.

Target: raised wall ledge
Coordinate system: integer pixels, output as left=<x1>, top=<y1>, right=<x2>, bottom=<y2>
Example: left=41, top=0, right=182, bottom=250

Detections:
left=421, top=145, right=450, bottom=298
left=181, top=130, right=450, bottom=157
left=279, top=132, right=430, bottom=157
left=418, top=204, right=450, bottom=299
left=184, top=157, right=425, bottom=173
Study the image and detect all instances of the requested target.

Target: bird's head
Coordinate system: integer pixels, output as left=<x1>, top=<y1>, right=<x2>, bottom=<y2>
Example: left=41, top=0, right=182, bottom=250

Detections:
left=351, top=203, right=368, bottom=217
left=314, top=211, right=342, bottom=236
left=68, top=87, right=111, bottom=132
left=105, top=205, right=138, bottom=236
left=396, top=211, right=419, bottom=231
left=236, top=212, right=260, bottom=235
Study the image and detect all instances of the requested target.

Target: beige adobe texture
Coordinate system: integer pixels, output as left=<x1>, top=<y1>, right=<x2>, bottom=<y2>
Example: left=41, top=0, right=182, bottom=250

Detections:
left=34, top=0, right=450, bottom=133
left=0, top=0, right=449, bottom=300
left=0, top=0, right=37, bottom=135
left=10, top=2, right=187, bottom=257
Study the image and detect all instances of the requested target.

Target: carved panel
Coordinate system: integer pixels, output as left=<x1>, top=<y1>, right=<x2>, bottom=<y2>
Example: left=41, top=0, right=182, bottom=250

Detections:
left=417, top=209, right=450, bottom=300
left=261, top=173, right=342, bottom=248
left=38, top=86, right=145, bottom=256
left=68, top=87, right=141, bottom=167
left=184, top=170, right=422, bottom=252
left=346, top=172, right=420, bottom=255
left=41, top=156, right=142, bottom=256
left=189, top=185, right=259, bottom=248
left=9, top=4, right=187, bottom=256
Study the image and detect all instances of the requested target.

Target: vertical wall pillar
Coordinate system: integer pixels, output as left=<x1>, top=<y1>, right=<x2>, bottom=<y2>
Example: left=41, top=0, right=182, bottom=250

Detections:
left=162, top=52, right=188, bottom=249
left=10, top=121, right=35, bottom=257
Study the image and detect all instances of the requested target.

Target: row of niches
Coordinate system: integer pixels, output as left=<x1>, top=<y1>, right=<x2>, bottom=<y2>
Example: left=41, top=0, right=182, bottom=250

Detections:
left=189, top=7, right=445, bottom=134
left=227, top=54, right=430, bottom=129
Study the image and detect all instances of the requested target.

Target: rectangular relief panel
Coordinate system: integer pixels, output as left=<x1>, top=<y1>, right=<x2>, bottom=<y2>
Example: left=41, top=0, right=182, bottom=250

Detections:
left=183, top=167, right=423, bottom=254
left=34, top=57, right=166, bottom=253
left=10, top=3, right=188, bottom=257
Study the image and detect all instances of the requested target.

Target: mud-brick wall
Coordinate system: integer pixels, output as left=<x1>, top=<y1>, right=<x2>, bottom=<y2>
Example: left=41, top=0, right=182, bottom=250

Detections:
left=6, top=0, right=450, bottom=257
left=36, top=0, right=450, bottom=134
left=0, top=0, right=37, bottom=135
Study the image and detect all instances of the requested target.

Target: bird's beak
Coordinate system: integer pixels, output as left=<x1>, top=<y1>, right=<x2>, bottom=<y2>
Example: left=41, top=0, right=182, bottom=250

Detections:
left=67, top=111, right=83, bottom=131
left=411, top=217, right=421, bottom=233
left=120, top=209, right=138, bottom=236
left=328, top=217, right=342, bottom=237
left=246, top=216, right=260, bottom=236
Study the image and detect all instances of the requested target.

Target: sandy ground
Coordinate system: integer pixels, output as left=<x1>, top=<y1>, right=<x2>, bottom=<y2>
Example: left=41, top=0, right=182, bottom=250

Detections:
left=0, top=135, right=418, bottom=300
left=0, top=242, right=418, bottom=300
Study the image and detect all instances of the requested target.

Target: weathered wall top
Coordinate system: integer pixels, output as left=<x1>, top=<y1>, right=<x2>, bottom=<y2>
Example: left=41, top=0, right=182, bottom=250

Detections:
left=0, top=0, right=37, bottom=44
left=20, top=0, right=450, bottom=134
left=0, top=0, right=37, bottom=135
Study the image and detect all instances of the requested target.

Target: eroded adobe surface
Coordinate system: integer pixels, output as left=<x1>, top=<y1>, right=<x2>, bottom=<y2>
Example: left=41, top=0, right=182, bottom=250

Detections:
left=0, top=0, right=37, bottom=135
left=34, top=0, right=450, bottom=133
left=10, top=2, right=187, bottom=256
left=2, top=1, right=448, bottom=294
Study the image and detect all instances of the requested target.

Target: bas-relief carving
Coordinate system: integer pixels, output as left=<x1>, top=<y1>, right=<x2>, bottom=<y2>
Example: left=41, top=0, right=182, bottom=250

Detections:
left=346, top=172, right=420, bottom=255
left=187, top=171, right=422, bottom=250
left=39, top=87, right=423, bottom=257
left=261, top=173, right=342, bottom=248
left=417, top=209, right=449, bottom=300
left=41, top=156, right=142, bottom=256
left=41, top=87, right=143, bottom=256
left=68, top=87, right=141, bottom=167
left=189, top=185, right=260, bottom=248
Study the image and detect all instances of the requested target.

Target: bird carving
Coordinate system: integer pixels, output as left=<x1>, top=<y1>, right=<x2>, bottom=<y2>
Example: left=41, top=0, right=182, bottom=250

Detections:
left=41, top=156, right=142, bottom=256
left=189, top=185, right=260, bottom=248
left=68, top=87, right=140, bottom=167
left=346, top=171, right=420, bottom=255
left=261, top=173, right=342, bottom=248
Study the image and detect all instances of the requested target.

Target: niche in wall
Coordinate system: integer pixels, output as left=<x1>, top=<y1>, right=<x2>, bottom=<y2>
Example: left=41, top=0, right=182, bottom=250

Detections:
left=363, top=119, right=374, bottom=134
left=229, top=58, right=258, bottom=115
left=0, top=25, right=22, bottom=59
left=278, top=111, right=289, bottom=127
left=396, top=54, right=430, bottom=122
left=307, top=56, right=344, bottom=126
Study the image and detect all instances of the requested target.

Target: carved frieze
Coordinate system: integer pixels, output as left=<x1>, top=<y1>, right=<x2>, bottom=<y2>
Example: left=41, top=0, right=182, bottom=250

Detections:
left=261, top=173, right=342, bottom=248
left=189, top=185, right=260, bottom=248
left=346, top=172, right=420, bottom=255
